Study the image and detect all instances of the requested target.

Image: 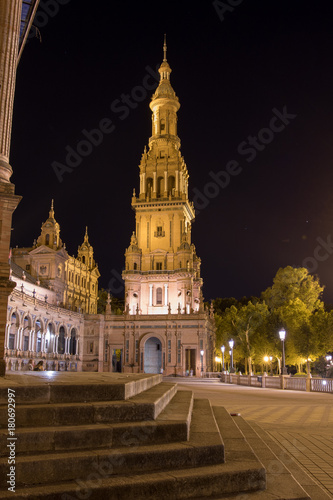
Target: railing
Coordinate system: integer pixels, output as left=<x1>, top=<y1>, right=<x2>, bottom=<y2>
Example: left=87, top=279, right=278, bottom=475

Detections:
left=284, top=377, right=306, bottom=391
left=265, top=376, right=281, bottom=389
left=122, top=268, right=194, bottom=275
left=311, top=378, right=333, bottom=393
left=219, top=372, right=332, bottom=393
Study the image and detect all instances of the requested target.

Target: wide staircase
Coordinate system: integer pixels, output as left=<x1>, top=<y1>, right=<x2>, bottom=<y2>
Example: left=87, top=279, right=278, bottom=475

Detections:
left=0, top=372, right=324, bottom=499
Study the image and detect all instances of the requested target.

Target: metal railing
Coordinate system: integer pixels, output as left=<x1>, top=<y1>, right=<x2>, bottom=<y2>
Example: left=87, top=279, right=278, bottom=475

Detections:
left=219, top=372, right=332, bottom=393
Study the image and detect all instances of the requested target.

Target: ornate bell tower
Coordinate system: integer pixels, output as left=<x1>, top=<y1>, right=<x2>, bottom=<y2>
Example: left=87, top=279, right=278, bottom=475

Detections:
left=123, top=38, right=203, bottom=315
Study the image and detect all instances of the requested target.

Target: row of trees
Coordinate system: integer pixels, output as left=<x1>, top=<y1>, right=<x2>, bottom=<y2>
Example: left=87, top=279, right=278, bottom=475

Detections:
left=214, top=266, right=333, bottom=375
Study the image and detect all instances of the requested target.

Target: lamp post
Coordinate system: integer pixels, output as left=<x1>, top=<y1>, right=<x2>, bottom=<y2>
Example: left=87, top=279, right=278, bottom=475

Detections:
left=264, top=356, right=269, bottom=374
left=269, top=356, right=273, bottom=376
left=229, top=340, right=234, bottom=373
left=279, top=329, right=287, bottom=375
left=221, top=345, right=225, bottom=372
left=200, top=349, right=204, bottom=376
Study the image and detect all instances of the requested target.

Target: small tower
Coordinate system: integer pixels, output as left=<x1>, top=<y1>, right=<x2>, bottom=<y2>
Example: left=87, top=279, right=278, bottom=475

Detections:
left=77, top=227, right=95, bottom=269
left=36, top=200, right=63, bottom=250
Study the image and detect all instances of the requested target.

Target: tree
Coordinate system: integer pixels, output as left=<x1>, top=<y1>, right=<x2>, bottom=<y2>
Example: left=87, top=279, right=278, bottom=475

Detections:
left=262, top=267, right=326, bottom=373
left=217, top=301, right=269, bottom=374
left=262, top=266, right=323, bottom=313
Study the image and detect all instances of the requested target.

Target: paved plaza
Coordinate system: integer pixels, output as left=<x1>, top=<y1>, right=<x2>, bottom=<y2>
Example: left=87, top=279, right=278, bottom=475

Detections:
left=177, top=380, right=333, bottom=498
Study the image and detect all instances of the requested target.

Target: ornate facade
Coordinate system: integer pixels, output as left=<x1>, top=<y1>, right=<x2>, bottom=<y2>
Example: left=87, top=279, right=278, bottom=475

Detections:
left=12, top=201, right=100, bottom=314
left=4, top=205, right=100, bottom=372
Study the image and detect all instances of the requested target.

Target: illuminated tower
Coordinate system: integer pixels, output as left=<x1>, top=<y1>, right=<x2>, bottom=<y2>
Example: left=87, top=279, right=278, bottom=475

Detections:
left=123, top=38, right=203, bottom=315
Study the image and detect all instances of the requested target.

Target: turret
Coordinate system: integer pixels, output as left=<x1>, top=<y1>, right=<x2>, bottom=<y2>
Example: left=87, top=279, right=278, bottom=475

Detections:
left=77, top=227, right=95, bottom=269
left=36, top=200, right=63, bottom=250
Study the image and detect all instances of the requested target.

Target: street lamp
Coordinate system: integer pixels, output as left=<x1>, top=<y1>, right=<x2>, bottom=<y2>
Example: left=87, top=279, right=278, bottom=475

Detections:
left=200, top=349, right=204, bottom=376
left=264, top=356, right=269, bottom=374
left=221, top=345, right=225, bottom=371
left=269, top=356, right=273, bottom=376
left=279, top=329, right=288, bottom=375
left=229, top=340, right=234, bottom=373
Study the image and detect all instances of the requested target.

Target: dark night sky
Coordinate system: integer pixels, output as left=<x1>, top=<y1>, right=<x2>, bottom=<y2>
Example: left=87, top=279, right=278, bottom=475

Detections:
left=10, top=1, right=333, bottom=303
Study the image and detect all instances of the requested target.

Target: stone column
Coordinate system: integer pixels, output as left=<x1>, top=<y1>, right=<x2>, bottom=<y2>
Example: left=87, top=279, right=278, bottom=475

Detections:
left=149, top=284, right=153, bottom=307
left=164, top=284, right=168, bottom=306
left=0, top=1, right=24, bottom=375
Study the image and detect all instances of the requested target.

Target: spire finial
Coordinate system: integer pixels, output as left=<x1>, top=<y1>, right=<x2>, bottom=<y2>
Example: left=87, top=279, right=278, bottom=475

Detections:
left=84, top=226, right=89, bottom=242
left=49, top=199, right=54, bottom=218
left=163, top=34, right=167, bottom=62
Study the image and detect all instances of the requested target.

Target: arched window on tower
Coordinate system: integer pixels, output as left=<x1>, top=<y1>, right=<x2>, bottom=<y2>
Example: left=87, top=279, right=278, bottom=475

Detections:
left=146, top=177, right=153, bottom=196
left=82, top=256, right=85, bottom=264
left=156, top=287, right=163, bottom=305
left=157, top=177, right=164, bottom=198
left=45, top=234, right=50, bottom=245
left=168, top=176, right=175, bottom=195
left=160, top=118, right=165, bottom=132
left=134, top=262, right=137, bottom=270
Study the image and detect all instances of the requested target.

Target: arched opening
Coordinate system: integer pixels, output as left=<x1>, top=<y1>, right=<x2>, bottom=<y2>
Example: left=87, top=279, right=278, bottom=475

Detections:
left=168, top=176, right=175, bottom=194
left=45, top=323, right=55, bottom=353
left=45, top=234, right=50, bottom=245
left=157, top=176, right=164, bottom=197
left=146, top=177, right=153, bottom=196
left=35, top=319, right=42, bottom=353
left=8, top=313, right=18, bottom=350
left=23, top=316, right=30, bottom=351
left=82, top=256, right=85, bottom=264
left=58, top=326, right=66, bottom=354
left=69, top=328, right=77, bottom=355
left=144, top=337, right=162, bottom=374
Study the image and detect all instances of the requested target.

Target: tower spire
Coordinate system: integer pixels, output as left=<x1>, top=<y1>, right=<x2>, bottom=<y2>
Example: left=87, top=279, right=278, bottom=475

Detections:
left=49, top=199, right=54, bottom=218
left=163, top=34, right=167, bottom=62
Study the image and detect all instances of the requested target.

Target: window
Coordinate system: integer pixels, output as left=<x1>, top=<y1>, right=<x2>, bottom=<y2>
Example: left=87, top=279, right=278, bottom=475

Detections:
left=82, top=256, right=85, bottom=264
left=45, top=234, right=50, bottom=245
left=156, top=287, right=163, bottom=304
left=134, top=262, right=137, bottom=270
left=8, top=334, right=15, bottom=350
left=156, top=262, right=162, bottom=271
left=23, top=335, right=29, bottom=351
left=26, top=264, right=30, bottom=272
left=160, top=119, right=165, bottom=131
left=157, top=226, right=163, bottom=236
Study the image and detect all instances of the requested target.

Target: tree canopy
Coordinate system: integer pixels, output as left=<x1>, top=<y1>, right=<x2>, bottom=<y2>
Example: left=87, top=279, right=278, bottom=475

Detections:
left=214, top=266, right=332, bottom=375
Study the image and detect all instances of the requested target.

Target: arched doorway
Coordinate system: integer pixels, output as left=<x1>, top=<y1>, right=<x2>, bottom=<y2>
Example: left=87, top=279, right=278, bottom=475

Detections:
left=144, top=337, right=162, bottom=374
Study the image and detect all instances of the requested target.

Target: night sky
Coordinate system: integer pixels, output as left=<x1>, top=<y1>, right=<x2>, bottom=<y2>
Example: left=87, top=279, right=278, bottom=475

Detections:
left=10, top=1, right=333, bottom=303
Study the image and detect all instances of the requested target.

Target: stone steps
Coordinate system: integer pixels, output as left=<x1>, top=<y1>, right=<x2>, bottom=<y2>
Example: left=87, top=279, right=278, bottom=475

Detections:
left=0, top=462, right=266, bottom=500
left=0, top=373, right=273, bottom=499
left=0, top=381, right=177, bottom=429
left=0, top=372, right=162, bottom=405
left=0, top=398, right=225, bottom=488
left=0, top=389, right=192, bottom=456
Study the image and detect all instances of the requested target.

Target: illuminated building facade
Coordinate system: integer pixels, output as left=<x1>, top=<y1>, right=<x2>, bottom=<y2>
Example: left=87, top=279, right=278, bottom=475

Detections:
left=99, top=41, right=215, bottom=376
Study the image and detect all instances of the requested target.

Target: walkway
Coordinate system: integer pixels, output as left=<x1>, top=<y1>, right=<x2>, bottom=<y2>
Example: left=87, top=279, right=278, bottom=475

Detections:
left=177, top=380, right=333, bottom=498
